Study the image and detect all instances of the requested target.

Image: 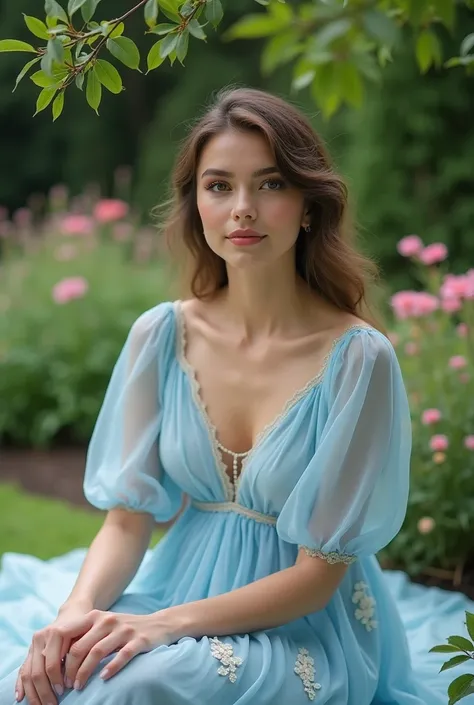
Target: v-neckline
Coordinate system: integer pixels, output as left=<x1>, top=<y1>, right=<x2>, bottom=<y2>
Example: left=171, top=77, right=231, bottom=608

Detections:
left=173, top=299, right=372, bottom=503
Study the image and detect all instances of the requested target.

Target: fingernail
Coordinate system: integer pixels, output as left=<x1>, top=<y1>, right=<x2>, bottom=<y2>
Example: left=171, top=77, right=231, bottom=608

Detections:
left=73, top=680, right=81, bottom=690
left=65, top=678, right=72, bottom=689
left=15, top=691, right=19, bottom=702
left=100, top=668, right=109, bottom=680
left=54, top=684, right=64, bottom=696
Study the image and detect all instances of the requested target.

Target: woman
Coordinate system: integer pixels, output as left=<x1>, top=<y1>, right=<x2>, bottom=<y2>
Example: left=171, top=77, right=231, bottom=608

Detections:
left=0, top=87, right=471, bottom=705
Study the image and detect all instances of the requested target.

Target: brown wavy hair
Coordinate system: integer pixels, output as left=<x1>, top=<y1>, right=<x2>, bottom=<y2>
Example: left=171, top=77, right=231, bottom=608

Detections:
left=159, top=86, right=384, bottom=330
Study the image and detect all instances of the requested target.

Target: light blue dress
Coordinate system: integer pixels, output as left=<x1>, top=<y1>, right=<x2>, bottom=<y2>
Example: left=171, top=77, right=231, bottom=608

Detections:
left=1, top=300, right=473, bottom=705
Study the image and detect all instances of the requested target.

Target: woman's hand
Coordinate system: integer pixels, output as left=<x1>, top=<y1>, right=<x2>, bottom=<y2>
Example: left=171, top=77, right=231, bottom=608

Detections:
left=60, top=609, right=175, bottom=692
left=15, top=602, right=94, bottom=705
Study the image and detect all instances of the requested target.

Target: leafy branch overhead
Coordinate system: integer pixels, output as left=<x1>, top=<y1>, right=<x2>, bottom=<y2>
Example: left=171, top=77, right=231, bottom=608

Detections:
left=0, top=0, right=473, bottom=119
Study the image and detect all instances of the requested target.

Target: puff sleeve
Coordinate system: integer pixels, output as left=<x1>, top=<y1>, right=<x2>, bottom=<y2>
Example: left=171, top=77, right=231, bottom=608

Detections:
left=83, top=302, right=183, bottom=522
left=276, top=329, right=412, bottom=563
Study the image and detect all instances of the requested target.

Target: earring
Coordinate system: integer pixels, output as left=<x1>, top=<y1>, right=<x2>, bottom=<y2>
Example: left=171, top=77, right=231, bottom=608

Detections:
left=304, top=224, right=311, bottom=233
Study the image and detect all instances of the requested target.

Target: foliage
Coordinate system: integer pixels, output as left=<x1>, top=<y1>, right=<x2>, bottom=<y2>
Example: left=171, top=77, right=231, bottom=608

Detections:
left=0, top=0, right=473, bottom=120
left=343, top=10, right=474, bottom=291
left=0, top=188, right=174, bottom=447
left=430, top=612, right=474, bottom=704
left=381, top=236, right=474, bottom=579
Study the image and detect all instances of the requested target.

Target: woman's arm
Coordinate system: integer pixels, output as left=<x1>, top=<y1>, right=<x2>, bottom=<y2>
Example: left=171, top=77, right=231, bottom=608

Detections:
left=59, top=508, right=155, bottom=613
left=162, top=551, right=348, bottom=641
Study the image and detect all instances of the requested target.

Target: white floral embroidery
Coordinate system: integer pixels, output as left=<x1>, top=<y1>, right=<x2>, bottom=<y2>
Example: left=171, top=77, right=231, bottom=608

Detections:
left=210, top=637, right=243, bottom=683
left=352, top=581, right=378, bottom=631
left=294, top=648, right=322, bottom=701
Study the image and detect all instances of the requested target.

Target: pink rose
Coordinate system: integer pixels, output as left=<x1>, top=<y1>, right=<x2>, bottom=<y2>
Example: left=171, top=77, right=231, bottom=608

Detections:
left=449, top=355, right=467, bottom=370
left=441, top=297, right=462, bottom=313
left=52, top=276, right=89, bottom=304
left=60, top=214, right=94, bottom=236
left=440, top=273, right=474, bottom=301
left=94, top=199, right=129, bottom=223
left=421, top=409, right=442, bottom=425
left=464, top=436, right=474, bottom=451
left=419, top=243, right=448, bottom=266
left=457, top=323, right=468, bottom=338
left=390, top=291, right=439, bottom=320
left=397, top=235, right=424, bottom=258
left=429, top=434, right=448, bottom=452
left=417, top=517, right=435, bottom=534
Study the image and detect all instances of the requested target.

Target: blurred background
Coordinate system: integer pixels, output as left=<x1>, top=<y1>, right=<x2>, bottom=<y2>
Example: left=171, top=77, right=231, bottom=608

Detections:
left=1, top=0, right=474, bottom=596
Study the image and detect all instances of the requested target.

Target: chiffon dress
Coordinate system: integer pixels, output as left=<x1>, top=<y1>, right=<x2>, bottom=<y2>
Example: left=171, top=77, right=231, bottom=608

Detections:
left=0, top=300, right=473, bottom=704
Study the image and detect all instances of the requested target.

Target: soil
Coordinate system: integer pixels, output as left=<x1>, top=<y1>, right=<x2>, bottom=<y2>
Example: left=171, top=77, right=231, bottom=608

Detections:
left=1, top=447, right=474, bottom=601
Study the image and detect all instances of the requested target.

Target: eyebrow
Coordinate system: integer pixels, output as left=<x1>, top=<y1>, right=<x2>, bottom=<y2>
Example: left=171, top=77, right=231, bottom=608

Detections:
left=200, top=166, right=280, bottom=179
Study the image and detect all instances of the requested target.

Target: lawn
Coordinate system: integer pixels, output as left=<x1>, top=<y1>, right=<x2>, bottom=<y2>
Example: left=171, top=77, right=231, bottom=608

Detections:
left=0, top=483, right=165, bottom=560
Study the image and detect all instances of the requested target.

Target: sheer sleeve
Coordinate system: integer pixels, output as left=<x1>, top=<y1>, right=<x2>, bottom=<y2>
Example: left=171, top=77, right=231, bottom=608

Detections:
left=276, top=329, right=412, bottom=563
left=83, top=302, right=183, bottom=522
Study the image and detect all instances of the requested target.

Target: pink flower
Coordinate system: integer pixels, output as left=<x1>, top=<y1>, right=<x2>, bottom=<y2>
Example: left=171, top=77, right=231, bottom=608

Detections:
left=449, top=355, right=467, bottom=370
left=397, top=235, right=424, bottom=258
left=390, top=291, right=439, bottom=320
left=429, top=434, right=448, bottom=452
left=421, top=408, right=442, bottom=425
left=441, top=297, right=462, bottom=313
left=417, top=517, right=435, bottom=534
left=94, top=199, right=129, bottom=223
left=60, top=214, right=94, bottom=236
left=404, top=341, right=419, bottom=356
left=52, top=276, right=89, bottom=304
left=457, top=323, right=468, bottom=338
left=464, top=436, right=474, bottom=451
left=419, top=243, right=448, bottom=266
left=440, top=273, right=474, bottom=301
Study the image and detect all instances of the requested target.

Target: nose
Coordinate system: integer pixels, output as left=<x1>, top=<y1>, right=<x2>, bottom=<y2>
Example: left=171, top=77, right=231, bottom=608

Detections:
left=231, top=188, right=257, bottom=222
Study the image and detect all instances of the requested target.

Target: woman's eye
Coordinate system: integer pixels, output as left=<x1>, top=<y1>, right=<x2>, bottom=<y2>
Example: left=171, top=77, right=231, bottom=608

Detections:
left=262, top=179, right=285, bottom=190
left=206, top=181, right=229, bottom=192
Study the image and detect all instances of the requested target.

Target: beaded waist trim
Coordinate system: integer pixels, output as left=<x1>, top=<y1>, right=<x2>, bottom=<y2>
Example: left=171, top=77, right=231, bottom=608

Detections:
left=191, top=500, right=278, bottom=526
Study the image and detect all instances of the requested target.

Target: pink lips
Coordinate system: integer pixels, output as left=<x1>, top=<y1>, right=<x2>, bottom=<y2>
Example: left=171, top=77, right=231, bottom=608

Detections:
left=227, top=228, right=266, bottom=247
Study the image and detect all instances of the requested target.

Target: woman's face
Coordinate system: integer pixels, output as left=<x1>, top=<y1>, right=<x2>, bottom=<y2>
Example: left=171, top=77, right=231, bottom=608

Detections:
left=196, top=129, right=309, bottom=269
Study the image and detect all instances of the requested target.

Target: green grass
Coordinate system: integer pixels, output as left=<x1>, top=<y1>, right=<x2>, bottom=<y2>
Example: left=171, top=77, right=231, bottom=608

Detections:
left=0, top=483, right=165, bottom=560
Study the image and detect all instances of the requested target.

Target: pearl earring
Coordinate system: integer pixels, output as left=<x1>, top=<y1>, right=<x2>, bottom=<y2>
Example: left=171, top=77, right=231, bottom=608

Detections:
left=304, top=224, right=311, bottom=233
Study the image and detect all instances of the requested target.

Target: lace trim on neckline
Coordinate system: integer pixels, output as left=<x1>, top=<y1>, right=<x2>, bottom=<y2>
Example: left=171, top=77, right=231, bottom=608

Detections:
left=173, top=299, right=373, bottom=502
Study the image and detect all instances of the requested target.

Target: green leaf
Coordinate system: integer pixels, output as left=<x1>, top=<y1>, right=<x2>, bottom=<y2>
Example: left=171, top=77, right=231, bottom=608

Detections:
left=158, top=0, right=180, bottom=23
left=466, top=613, right=474, bottom=642
left=86, top=67, right=102, bottom=113
left=311, top=63, right=341, bottom=119
left=225, top=14, right=284, bottom=39
left=430, top=645, right=466, bottom=654
left=149, top=23, right=178, bottom=36
left=106, top=37, right=140, bottom=70
left=94, top=59, right=123, bottom=93
left=206, top=0, right=224, bottom=28
left=81, top=0, right=101, bottom=23
left=447, top=636, right=474, bottom=651
left=34, top=86, right=57, bottom=115
left=45, top=0, right=69, bottom=24
left=362, top=10, right=399, bottom=48
left=144, top=0, right=159, bottom=28
left=416, top=29, right=442, bottom=73
left=31, top=69, right=63, bottom=87
left=448, top=674, right=474, bottom=705
left=175, top=30, right=189, bottom=64
left=12, top=56, right=41, bottom=92
left=48, top=37, right=65, bottom=64
left=147, top=40, right=166, bottom=71
left=75, top=72, right=85, bottom=90
left=440, top=655, right=471, bottom=672
left=261, top=31, right=302, bottom=75
left=0, top=40, right=37, bottom=53
left=187, top=19, right=207, bottom=40
left=23, top=15, right=50, bottom=41
left=68, top=0, right=89, bottom=17
left=159, top=32, right=179, bottom=58
left=314, top=19, right=352, bottom=49
left=52, top=91, right=64, bottom=120
left=338, top=62, right=363, bottom=108
left=461, top=33, right=474, bottom=56
left=433, top=0, right=455, bottom=31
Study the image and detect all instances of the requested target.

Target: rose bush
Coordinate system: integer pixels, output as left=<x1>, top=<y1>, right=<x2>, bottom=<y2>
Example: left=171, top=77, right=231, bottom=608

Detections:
left=0, top=184, right=173, bottom=446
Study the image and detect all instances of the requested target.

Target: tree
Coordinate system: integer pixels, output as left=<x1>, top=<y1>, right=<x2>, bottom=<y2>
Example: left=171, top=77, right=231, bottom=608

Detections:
left=0, top=0, right=473, bottom=120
